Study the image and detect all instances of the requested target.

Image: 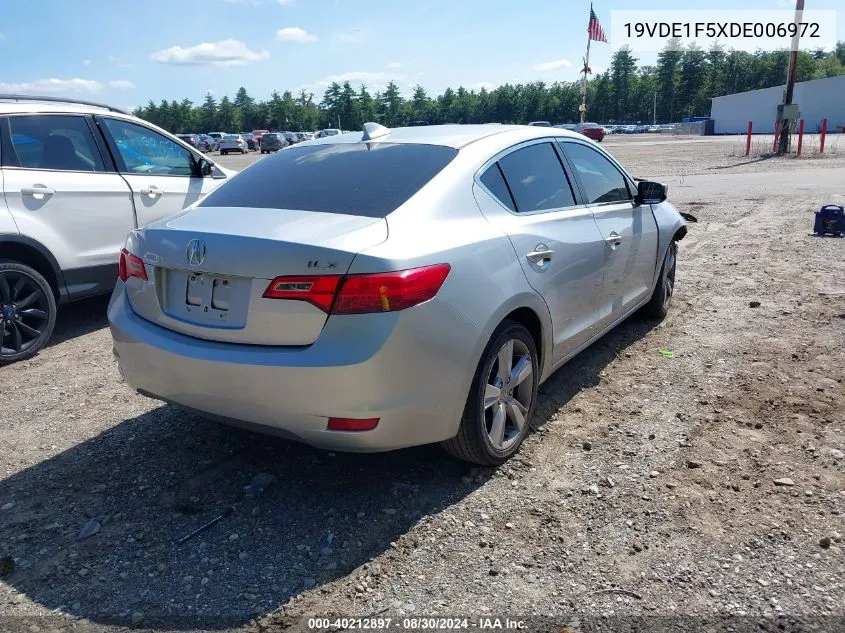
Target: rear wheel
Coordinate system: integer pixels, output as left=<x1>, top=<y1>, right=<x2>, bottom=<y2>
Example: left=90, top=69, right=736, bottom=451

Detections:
left=0, top=262, right=56, bottom=365
left=442, top=321, right=539, bottom=465
left=642, top=241, right=677, bottom=319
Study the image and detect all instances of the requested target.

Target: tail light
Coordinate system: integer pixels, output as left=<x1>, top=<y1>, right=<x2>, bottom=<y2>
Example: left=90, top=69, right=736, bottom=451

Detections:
left=262, top=264, right=450, bottom=315
left=118, top=248, right=147, bottom=282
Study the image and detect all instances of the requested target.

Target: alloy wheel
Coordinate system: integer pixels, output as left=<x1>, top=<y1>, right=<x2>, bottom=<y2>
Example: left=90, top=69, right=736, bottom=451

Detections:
left=0, top=269, right=50, bottom=357
left=661, top=244, right=677, bottom=312
left=484, top=339, right=535, bottom=451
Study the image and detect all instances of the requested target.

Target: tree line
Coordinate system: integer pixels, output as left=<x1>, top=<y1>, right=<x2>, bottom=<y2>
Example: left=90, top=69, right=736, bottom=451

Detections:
left=133, top=41, right=845, bottom=133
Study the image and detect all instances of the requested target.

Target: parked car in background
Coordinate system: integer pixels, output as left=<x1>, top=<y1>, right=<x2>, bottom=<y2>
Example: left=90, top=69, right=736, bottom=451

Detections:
left=527, top=121, right=552, bottom=127
left=553, top=123, right=577, bottom=131
left=176, top=133, right=200, bottom=149
left=295, top=132, right=308, bottom=142
left=576, top=122, right=605, bottom=142
left=197, top=134, right=219, bottom=152
left=252, top=129, right=270, bottom=146
left=0, top=94, right=236, bottom=364
left=239, top=132, right=258, bottom=151
left=281, top=131, right=299, bottom=145
left=207, top=132, right=225, bottom=144
left=108, top=122, right=687, bottom=464
left=302, top=132, right=316, bottom=141
left=647, top=125, right=660, bottom=133
left=260, top=132, right=287, bottom=153
left=219, top=134, right=248, bottom=155
left=317, top=129, right=342, bottom=138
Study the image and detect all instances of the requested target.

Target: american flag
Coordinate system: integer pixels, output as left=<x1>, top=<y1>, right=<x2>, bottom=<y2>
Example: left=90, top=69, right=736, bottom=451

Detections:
left=588, top=5, right=607, bottom=43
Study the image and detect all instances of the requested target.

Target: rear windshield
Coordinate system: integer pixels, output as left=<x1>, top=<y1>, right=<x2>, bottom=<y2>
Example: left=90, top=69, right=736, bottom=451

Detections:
left=199, top=142, right=458, bottom=217
left=223, top=135, right=239, bottom=140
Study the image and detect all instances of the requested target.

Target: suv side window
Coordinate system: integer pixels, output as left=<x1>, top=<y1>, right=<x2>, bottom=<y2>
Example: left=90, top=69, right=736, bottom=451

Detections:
left=3, top=115, right=105, bottom=172
left=100, top=118, right=196, bottom=177
left=559, top=141, right=631, bottom=204
left=497, top=142, right=576, bottom=213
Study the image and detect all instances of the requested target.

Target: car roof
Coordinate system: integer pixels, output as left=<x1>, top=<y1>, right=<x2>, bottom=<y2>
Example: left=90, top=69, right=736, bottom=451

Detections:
left=304, top=123, right=585, bottom=149
left=0, top=94, right=132, bottom=115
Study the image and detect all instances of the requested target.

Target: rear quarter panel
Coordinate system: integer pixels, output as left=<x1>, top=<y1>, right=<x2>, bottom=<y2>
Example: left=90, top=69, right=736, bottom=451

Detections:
left=350, top=146, right=554, bottom=392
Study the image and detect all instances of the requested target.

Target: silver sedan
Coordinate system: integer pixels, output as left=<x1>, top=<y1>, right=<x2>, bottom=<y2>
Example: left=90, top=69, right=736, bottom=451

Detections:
left=109, top=123, right=687, bottom=465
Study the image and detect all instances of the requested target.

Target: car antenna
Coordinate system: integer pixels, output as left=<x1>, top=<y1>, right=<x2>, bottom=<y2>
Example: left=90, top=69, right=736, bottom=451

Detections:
left=362, top=122, right=389, bottom=141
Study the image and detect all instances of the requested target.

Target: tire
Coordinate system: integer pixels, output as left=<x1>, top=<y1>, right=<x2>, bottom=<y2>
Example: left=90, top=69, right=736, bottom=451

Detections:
left=442, top=320, right=539, bottom=465
left=221, top=151, right=227, bottom=156
left=0, top=261, right=57, bottom=365
left=642, top=240, right=677, bottom=320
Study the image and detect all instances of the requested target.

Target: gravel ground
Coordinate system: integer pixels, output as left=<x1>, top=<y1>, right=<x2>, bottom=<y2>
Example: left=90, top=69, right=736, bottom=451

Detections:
left=0, top=135, right=843, bottom=633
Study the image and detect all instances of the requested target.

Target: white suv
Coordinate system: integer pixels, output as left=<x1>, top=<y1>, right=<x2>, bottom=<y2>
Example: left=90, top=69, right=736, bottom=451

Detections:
left=0, top=95, right=236, bottom=364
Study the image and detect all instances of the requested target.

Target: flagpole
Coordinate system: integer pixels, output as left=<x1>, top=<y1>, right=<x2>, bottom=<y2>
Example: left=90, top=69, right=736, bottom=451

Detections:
left=580, top=4, right=592, bottom=124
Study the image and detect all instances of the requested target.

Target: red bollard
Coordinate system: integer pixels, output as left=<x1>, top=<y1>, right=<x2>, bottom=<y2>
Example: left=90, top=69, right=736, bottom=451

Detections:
left=745, top=121, right=753, bottom=156
left=796, top=119, right=805, bottom=157
left=820, top=117, right=828, bottom=154
left=772, top=122, right=780, bottom=153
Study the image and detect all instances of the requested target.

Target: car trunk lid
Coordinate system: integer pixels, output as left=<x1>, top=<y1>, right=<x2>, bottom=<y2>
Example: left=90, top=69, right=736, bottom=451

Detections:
left=124, top=206, right=387, bottom=346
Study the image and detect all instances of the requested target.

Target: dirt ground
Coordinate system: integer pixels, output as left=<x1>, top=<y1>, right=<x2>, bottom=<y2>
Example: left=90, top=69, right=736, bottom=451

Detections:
left=0, top=135, right=843, bottom=633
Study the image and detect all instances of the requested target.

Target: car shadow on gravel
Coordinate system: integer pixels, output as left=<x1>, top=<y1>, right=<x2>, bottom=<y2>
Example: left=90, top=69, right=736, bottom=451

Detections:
left=50, top=294, right=110, bottom=346
left=1, top=314, right=660, bottom=629
left=0, top=405, right=491, bottom=629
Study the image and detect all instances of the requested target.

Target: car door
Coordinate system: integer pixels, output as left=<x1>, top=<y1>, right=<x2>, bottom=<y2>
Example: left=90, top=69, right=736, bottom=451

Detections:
left=95, top=116, right=215, bottom=227
left=558, top=139, right=659, bottom=326
left=0, top=113, right=135, bottom=296
left=473, top=140, right=606, bottom=363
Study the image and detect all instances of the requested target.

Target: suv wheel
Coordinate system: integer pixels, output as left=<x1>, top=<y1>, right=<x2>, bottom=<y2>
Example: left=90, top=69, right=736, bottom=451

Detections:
left=0, top=262, right=57, bottom=365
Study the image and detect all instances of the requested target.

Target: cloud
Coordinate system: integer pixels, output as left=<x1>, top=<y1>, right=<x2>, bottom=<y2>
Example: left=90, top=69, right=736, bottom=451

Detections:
left=775, top=0, right=793, bottom=5
left=0, top=78, right=102, bottom=94
left=151, top=39, right=270, bottom=66
left=300, top=70, right=406, bottom=94
left=471, top=82, right=496, bottom=91
left=385, top=62, right=402, bottom=69
left=83, top=59, right=92, bottom=66
left=110, top=80, right=136, bottom=90
left=276, top=27, right=318, bottom=42
left=534, top=59, right=573, bottom=71
left=0, top=33, right=5, bottom=40
left=277, top=0, right=294, bottom=3
left=334, top=29, right=370, bottom=44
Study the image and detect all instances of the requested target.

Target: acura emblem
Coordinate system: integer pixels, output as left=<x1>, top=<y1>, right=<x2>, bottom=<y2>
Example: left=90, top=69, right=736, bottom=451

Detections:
left=186, top=239, right=207, bottom=266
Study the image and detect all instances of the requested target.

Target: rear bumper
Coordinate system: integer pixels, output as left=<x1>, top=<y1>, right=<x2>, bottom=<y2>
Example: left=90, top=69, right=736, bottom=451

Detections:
left=108, top=283, right=484, bottom=452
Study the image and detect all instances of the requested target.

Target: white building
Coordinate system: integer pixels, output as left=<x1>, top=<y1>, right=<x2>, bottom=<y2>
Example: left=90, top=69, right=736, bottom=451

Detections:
left=710, top=75, right=845, bottom=135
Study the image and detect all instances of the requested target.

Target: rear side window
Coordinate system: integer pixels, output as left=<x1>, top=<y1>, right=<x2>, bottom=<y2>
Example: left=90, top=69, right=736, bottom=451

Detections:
left=199, top=142, right=459, bottom=217
left=3, top=115, right=105, bottom=172
left=479, top=163, right=516, bottom=212
left=498, top=142, right=576, bottom=212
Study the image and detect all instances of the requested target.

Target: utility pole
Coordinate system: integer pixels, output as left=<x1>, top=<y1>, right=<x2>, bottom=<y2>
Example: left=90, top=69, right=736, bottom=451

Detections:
left=653, top=92, right=657, bottom=126
left=777, top=0, right=804, bottom=155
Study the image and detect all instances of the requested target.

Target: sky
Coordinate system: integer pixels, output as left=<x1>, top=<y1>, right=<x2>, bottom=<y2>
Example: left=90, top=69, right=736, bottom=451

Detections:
left=0, top=0, right=842, bottom=110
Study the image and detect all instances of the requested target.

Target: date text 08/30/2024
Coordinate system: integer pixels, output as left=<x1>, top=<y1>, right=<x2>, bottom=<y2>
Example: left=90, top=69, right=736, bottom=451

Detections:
left=307, top=617, right=527, bottom=630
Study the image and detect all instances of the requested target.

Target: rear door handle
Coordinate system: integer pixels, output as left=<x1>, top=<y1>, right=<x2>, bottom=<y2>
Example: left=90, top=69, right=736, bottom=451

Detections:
left=605, top=231, right=623, bottom=246
left=526, top=245, right=554, bottom=265
left=139, top=186, right=162, bottom=197
left=21, top=186, right=55, bottom=196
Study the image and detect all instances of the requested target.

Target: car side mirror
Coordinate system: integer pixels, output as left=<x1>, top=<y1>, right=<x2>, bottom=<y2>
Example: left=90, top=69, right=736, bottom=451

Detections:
left=199, top=159, right=226, bottom=179
left=635, top=180, right=668, bottom=205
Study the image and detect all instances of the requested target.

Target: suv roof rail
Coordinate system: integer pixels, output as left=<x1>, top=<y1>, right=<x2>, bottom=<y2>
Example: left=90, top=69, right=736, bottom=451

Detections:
left=0, top=94, right=130, bottom=115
